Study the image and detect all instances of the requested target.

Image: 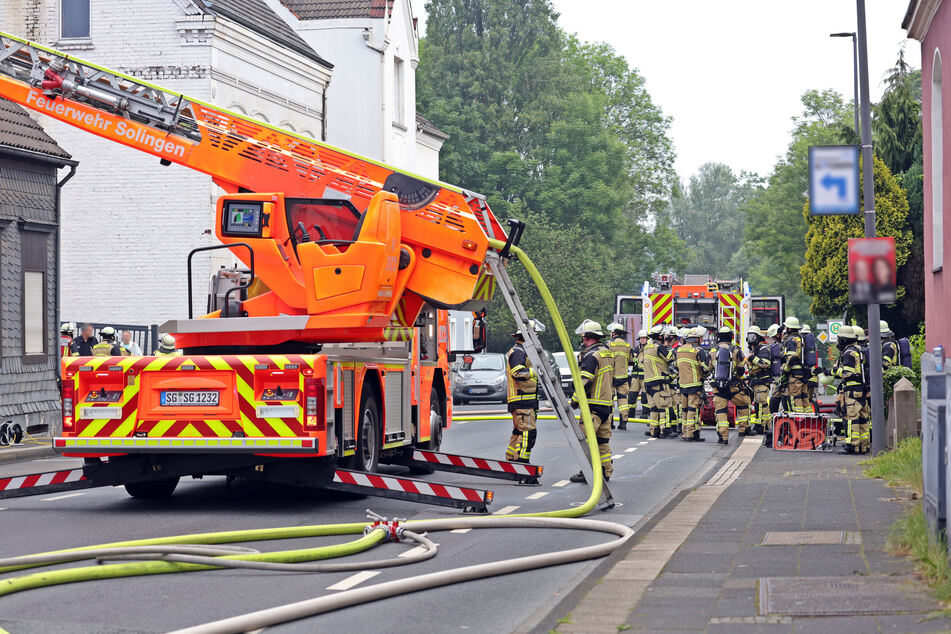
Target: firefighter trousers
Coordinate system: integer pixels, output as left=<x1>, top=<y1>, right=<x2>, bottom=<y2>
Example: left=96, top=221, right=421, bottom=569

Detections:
left=837, top=389, right=869, bottom=452
left=506, top=408, right=538, bottom=462
left=787, top=376, right=810, bottom=414
left=714, top=386, right=751, bottom=440
left=645, top=381, right=670, bottom=433
left=614, top=381, right=630, bottom=424
left=680, top=389, right=703, bottom=437
left=628, top=377, right=643, bottom=417
left=750, top=383, right=770, bottom=430
left=579, top=405, right=613, bottom=477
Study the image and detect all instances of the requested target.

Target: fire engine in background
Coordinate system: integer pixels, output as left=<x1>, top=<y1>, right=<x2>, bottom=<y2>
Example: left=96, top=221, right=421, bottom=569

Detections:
left=0, top=33, right=568, bottom=509
left=614, top=273, right=785, bottom=351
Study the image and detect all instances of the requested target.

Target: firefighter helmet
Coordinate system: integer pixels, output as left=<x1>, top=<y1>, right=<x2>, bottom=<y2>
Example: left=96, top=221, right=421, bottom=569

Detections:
left=879, top=320, right=894, bottom=337
left=637, top=329, right=648, bottom=339
left=648, top=325, right=665, bottom=339
left=60, top=322, right=73, bottom=335
left=575, top=319, right=604, bottom=338
left=801, top=323, right=811, bottom=333
left=100, top=326, right=116, bottom=340
left=783, top=316, right=801, bottom=329
left=158, top=334, right=177, bottom=352
left=716, top=326, right=733, bottom=342
left=512, top=319, right=545, bottom=339
left=677, top=327, right=690, bottom=339
left=607, top=321, right=627, bottom=334
left=853, top=326, right=867, bottom=342
left=690, top=327, right=706, bottom=339
left=766, top=324, right=779, bottom=338
left=837, top=325, right=856, bottom=341
left=748, top=325, right=763, bottom=336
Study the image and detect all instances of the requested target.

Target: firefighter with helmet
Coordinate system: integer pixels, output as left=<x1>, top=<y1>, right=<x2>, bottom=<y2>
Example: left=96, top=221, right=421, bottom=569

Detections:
left=60, top=323, right=74, bottom=357
left=607, top=322, right=634, bottom=430
left=746, top=325, right=771, bottom=434
left=781, top=316, right=810, bottom=414
left=662, top=325, right=681, bottom=434
left=569, top=320, right=615, bottom=483
left=92, top=327, right=128, bottom=357
left=801, top=323, right=819, bottom=411
left=505, top=319, right=543, bottom=482
left=642, top=325, right=675, bottom=438
left=712, top=326, right=751, bottom=443
left=833, top=325, right=868, bottom=453
left=765, top=324, right=785, bottom=415
left=629, top=329, right=648, bottom=419
left=676, top=327, right=707, bottom=441
left=880, top=320, right=899, bottom=369
left=155, top=334, right=180, bottom=355
left=853, top=326, right=871, bottom=430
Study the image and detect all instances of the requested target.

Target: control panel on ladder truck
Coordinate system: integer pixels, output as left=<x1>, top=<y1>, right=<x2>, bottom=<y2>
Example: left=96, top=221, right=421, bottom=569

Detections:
left=0, top=32, right=613, bottom=511
left=614, top=274, right=785, bottom=352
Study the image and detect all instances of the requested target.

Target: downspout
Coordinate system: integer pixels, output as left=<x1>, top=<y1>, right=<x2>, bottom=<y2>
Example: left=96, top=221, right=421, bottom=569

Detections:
left=55, top=163, right=77, bottom=386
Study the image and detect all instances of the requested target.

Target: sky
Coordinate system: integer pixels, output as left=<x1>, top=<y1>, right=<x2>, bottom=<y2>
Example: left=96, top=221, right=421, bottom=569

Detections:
left=420, top=1, right=919, bottom=182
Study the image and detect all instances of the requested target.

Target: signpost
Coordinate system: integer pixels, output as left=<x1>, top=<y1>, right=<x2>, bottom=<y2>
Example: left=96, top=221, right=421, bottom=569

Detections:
left=808, top=145, right=861, bottom=215
left=817, top=331, right=829, bottom=344
left=827, top=320, right=843, bottom=344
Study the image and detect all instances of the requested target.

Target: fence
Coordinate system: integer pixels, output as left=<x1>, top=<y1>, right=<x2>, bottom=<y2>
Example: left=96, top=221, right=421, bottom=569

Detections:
left=68, top=321, right=159, bottom=355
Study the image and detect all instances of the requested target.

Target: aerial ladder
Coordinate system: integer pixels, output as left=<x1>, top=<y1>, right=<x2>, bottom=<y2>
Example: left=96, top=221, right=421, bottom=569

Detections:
left=0, top=33, right=612, bottom=510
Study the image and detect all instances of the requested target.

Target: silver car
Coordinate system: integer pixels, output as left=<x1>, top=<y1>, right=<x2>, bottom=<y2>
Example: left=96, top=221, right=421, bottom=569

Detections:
left=452, top=353, right=507, bottom=404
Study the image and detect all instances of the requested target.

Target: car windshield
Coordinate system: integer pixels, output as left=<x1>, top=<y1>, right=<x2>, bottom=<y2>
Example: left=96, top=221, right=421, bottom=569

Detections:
left=465, top=355, right=505, bottom=371
left=553, top=352, right=570, bottom=370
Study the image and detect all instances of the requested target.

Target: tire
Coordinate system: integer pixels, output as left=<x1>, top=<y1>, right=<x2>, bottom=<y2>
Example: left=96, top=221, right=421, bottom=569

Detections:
left=124, top=477, right=179, bottom=499
left=411, top=389, right=445, bottom=475
left=348, top=386, right=381, bottom=472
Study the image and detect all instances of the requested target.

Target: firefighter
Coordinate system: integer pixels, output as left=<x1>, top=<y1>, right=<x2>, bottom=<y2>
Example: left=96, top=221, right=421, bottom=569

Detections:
left=880, top=320, right=899, bottom=369
left=746, top=325, right=772, bottom=434
left=607, top=323, right=633, bottom=430
left=155, top=334, right=180, bottom=355
left=833, top=326, right=868, bottom=454
left=765, top=324, right=785, bottom=415
left=676, top=328, right=706, bottom=442
left=781, top=316, right=810, bottom=414
left=505, top=321, right=542, bottom=479
left=60, top=323, right=75, bottom=357
left=92, top=327, right=127, bottom=356
left=853, top=326, right=872, bottom=435
left=662, top=326, right=680, bottom=434
left=642, top=325, right=674, bottom=438
left=569, top=320, right=615, bottom=483
left=711, top=326, right=751, bottom=443
left=802, top=323, right=820, bottom=412
left=629, top=329, right=648, bottom=420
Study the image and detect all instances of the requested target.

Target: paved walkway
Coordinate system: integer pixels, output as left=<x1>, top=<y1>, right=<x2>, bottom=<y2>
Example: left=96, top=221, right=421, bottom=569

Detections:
left=553, top=436, right=951, bottom=633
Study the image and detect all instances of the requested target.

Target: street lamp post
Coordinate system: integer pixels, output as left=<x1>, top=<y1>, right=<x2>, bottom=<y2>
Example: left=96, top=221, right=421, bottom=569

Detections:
left=854, top=0, right=885, bottom=455
left=830, top=31, right=860, bottom=136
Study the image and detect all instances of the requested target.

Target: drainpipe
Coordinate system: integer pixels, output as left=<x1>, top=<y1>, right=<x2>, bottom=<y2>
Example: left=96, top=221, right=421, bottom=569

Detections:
left=55, top=162, right=77, bottom=384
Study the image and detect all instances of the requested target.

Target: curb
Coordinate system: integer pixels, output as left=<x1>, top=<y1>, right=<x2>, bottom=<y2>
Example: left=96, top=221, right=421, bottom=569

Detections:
left=0, top=443, right=56, bottom=465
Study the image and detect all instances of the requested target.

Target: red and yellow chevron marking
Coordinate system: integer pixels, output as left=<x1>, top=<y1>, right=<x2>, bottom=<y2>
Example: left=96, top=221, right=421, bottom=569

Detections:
left=650, top=293, right=673, bottom=325
left=63, top=354, right=319, bottom=440
left=383, top=326, right=414, bottom=341
left=471, top=268, right=496, bottom=301
left=719, top=293, right=740, bottom=331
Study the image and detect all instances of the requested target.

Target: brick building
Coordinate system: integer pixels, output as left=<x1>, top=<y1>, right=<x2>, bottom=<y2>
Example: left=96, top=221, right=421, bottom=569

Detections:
left=1, top=0, right=333, bottom=325
left=905, top=1, right=951, bottom=351
left=0, top=97, right=75, bottom=436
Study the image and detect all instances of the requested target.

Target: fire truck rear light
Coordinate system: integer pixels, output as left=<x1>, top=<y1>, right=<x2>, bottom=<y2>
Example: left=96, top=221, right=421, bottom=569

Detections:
left=54, top=438, right=66, bottom=448
left=302, top=438, right=314, bottom=448
left=304, top=377, right=325, bottom=432
left=62, top=381, right=75, bottom=431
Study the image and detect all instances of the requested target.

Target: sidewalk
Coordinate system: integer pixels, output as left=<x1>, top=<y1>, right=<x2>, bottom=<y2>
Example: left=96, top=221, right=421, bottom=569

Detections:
left=0, top=438, right=54, bottom=465
left=552, top=437, right=951, bottom=633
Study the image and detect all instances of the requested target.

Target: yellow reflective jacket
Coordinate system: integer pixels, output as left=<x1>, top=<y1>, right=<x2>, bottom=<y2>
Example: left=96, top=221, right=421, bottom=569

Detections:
left=506, top=343, right=538, bottom=408
left=574, top=342, right=614, bottom=407
left=607, top=336, right=632, bottom=383
left=642, top=340, right=673, bottom=384
left=676, top=344, right=704, bottom=389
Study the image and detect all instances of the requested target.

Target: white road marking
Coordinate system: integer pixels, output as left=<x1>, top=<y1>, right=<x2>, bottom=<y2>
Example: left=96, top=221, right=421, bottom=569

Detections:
left=638, top=441, right=649, bottom=445
left=454, top=420, right=469, bottom=425
left=525, top=491, right=549, bottom=500
left=399, top=544, right=437, bottom=558
left=326, top=570, right=380, bottom=591
left=492, top=505, right=520, bottom=515
left=552, top=479, right=571, bottom=487
left=41, top=492, right=86, bottom=502
left=0, top=508, right=6, bottom=511
left=451, top=528, right=472, bottom=534
left=611, top=454, right=624, bottom=459
left=625, top=447, right=637, bottom=452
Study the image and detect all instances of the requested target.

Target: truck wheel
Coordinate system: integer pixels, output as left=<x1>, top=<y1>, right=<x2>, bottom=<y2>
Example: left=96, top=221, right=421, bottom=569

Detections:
left=349, top=387, right=381, bottom=472
left=410, top=390, right=445, bottom=475
left=124, top=477, right=179, bottom=499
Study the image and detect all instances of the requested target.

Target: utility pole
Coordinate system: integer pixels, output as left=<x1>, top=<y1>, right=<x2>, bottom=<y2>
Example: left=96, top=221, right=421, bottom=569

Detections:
left=856, top=0, right=885, bottom=454
left=830, top=32, right=860, bottom=136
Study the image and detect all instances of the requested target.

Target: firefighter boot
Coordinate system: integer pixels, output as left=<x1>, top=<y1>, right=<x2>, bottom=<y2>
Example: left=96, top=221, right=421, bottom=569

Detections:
left=694, top=430, right=705, bottom=442
left=569, top=471, right=586, bottom=483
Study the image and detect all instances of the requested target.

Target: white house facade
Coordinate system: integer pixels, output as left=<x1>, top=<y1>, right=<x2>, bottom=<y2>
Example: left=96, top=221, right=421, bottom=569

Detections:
left=277, top=0, right=447, bottom=179
left=1, top=0, right=333, bottom=325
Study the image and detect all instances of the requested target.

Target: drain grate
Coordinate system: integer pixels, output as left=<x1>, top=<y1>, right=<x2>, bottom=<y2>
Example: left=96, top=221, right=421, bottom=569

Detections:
left=759, top=576, right=939, bottom=616
left=762, top=531, right=862, bottom=545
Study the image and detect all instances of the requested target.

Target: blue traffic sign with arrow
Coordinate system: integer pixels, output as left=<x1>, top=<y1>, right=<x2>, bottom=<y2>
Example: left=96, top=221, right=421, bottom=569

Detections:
left=809, top=145, right=860, bottom=215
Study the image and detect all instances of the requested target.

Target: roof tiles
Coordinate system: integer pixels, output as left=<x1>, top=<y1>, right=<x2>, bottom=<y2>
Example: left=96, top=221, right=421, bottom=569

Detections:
left=280, top=0, right=395, bottom=20
left=0, top=98, right=71, bottom=161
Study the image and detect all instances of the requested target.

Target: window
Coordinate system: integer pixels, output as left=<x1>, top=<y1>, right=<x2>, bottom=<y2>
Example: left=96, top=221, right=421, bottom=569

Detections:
left=393, top=57, right=405, bottom=126
left=932, top=49, right=944, bottom=271
left=21, top=231, right=48, bottom=360
left=61, top=0, right=90, bottom=39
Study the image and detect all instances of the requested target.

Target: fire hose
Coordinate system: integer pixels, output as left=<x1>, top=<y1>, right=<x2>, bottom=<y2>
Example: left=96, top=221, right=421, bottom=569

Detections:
left=0, top=241, right=634, bottom=632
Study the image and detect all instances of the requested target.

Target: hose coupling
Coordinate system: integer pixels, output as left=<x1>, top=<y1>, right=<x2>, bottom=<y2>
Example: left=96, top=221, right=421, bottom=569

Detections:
left=365, top=511, right=405, bottom=542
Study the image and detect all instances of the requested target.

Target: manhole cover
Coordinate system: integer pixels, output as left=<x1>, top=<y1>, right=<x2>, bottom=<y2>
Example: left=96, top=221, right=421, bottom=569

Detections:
left=762, top=531, right=861, bottom=545
left=759, top=576, right=939, bottom=616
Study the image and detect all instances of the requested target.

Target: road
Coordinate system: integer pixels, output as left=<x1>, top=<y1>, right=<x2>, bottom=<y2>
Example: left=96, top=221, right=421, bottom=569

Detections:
left=0, top=405, right=735, bottom=633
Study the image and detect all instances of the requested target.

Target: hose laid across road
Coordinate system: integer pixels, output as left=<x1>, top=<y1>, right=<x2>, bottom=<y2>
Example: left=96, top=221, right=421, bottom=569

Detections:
left=0, top=241, right=632, bottom=633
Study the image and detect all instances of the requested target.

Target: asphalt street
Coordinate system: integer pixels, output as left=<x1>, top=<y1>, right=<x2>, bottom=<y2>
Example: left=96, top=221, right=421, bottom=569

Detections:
left=0, top=405, right=735, bottom=634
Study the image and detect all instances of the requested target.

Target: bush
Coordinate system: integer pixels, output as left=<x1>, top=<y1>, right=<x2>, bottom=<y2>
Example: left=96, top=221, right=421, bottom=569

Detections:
left=883, top=365, right=920, bottom=406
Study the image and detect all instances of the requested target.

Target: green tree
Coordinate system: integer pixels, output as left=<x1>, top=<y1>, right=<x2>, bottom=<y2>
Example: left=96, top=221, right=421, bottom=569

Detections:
left=801, top=155, right=913, bottom=317
left=668, top=163, right=762, bottom=278
left=743, top=89, right=855, bottom=319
